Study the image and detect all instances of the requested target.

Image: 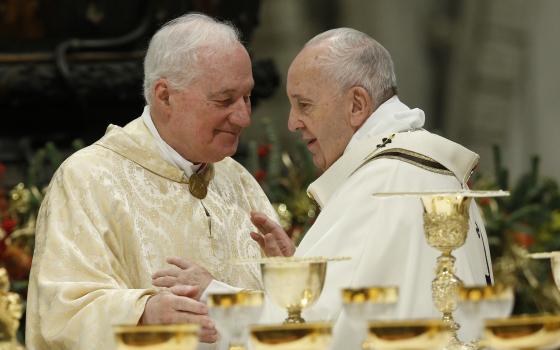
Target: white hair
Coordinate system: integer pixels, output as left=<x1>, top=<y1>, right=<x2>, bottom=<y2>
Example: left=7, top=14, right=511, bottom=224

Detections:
left=143, top=13, right=241, bottom=104
left=305, top=28, right=397, bottom=106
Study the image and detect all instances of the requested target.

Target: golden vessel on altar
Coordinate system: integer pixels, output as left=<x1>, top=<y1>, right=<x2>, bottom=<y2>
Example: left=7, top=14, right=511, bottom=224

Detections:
left=250, top=322, right=332, bottom=350
left=113, top=324, right=199, bottom=350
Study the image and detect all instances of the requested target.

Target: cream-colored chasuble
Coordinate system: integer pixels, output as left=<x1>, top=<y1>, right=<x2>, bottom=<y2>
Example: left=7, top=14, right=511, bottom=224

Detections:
left=26, top=117, right=275, bottom=350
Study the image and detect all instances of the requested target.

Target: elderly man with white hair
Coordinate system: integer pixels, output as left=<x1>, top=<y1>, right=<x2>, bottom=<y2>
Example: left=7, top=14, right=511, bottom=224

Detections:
left=26, top=13, right=276, bottom=350
left=249, top=28, right=494, bottom=347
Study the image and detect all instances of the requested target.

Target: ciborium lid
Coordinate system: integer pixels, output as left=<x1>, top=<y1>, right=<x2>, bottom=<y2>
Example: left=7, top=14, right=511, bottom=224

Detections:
left=528, top=251, right=560, bottom=259
left=372, top=190, right=510, bottom=198
left=234, top=256, right=351, bottom=265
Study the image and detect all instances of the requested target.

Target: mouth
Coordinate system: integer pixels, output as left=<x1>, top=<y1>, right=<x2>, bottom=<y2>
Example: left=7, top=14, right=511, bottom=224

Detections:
left=304, top=138, right=317, bottom=149
left=216, top=129, right=240, bottom=137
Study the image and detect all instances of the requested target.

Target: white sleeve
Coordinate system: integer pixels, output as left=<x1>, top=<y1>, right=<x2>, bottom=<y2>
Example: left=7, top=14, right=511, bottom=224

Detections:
left=200, top=279, right=243, bottom=302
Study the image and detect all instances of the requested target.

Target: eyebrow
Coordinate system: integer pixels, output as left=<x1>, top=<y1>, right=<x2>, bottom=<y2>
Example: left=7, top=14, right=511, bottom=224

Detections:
left=290, top=94, right=312, bottom=102
left=208, top=89, right=236, bottom=99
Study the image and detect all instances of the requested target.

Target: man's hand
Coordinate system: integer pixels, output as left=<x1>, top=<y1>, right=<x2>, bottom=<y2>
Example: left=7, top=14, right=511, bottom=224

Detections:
left=152, top=257, right=214, bottom=300
left=140, top=285, right=218, bottom=343
left=250, top=212, right=295, bottom=257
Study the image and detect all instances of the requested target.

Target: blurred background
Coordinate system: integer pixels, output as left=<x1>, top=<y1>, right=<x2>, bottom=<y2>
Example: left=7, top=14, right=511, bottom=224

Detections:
left=1, top=0, right=559, bottom=183
left=1, top=0, right=560, bottom=338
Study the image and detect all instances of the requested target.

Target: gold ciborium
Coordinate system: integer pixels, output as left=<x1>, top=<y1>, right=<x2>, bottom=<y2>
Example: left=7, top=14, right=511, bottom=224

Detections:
left=250, top=322, right=332, bottom=350
left=207, top=291, right=264, bottom=350
left=529, top=251, right=560, bottom=291
left=458, top=284, right=514, bottom=343
left=113, top=324, right=199, bottom=350
left=363, top=319, right=451, bottom=350
left=240, top=256, right=348, bottom=323
left=482, top=315, right=560, bottom=350
left=342, top=286, right=399, bottom=348
left=374, top=190, right=509, bottom=349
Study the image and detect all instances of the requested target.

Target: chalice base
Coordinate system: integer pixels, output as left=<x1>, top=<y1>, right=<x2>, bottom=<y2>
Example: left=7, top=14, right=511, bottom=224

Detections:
left=227, top=345, right=245, bottom=350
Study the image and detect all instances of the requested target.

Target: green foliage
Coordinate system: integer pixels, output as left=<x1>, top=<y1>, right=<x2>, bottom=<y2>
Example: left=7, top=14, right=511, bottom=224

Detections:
left=245, top=117, right=318, bottom=243
left=474, top=145, right=560, bottom=314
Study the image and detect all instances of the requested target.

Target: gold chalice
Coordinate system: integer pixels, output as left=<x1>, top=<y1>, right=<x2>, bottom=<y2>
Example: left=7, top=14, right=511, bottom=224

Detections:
left=207, top=290, right=264, bottom=350
left=458, top=284, right=514, bottom=344
left=529, top=251, right=560, bottom=291
left=363, top=319, right=451, bottom=350
left=250, top=322, right=332, bottom=350
left=113, top=324, right=199, bottom=350
left=374, top=190, right=509, bottom=350
left=342, top=286, right=399, bottom=348
left=482, top=314, right=560, bottom=350
left=239, top=256, right=349, bottom=323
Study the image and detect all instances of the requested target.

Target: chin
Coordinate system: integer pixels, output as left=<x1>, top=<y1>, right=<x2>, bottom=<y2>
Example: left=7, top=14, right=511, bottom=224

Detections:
left=209, top=148, right=237, bottom=163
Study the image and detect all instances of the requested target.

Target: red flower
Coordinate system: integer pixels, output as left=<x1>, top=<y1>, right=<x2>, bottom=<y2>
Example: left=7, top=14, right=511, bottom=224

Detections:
left=1, top=245, right=33, bottom=280
left=257, top=144, right=271, bottom=158
left=254, top=169, right=267, bottom=182
left=1, top=217, right=17, bottom=235
left=513, top=231, right=534, bottom=248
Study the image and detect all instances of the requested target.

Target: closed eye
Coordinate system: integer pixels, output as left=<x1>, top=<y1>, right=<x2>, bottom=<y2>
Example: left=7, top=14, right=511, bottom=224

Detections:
left=215, top=98, right=234, bottom=107
left=298, top=101, right=311, bottom=111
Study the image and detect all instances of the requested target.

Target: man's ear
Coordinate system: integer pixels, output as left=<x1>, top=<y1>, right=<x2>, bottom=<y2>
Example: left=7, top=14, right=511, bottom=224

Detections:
left=348, top=86, right=373, bottom=129
left=153, top=79, right=172, bottom=111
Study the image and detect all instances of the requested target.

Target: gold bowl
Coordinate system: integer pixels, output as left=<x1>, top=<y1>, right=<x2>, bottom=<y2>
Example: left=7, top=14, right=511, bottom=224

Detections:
left=342, top=286, right=399, bottom=305
left=113, top=324, right=199, bottom=350
left=342, top=286, right=399, bottom=322
left=250, top=322, right=332, bottom=350
left=364, top=319, right=451, bottom=350
left=458, top=284, right=514, bottom=342
left=207, top=291, right=264, bottom=350
left=342, top=287, right=399, bottom=349
left=240, top=257, right=348, bottom=323
left=482, top=315, right=560, bottom=350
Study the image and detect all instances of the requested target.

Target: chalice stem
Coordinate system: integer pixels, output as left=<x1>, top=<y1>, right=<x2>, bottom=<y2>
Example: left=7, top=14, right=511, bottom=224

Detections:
left=286, top=307, right=305, bottom=323
left=432, top=253, right=463, bottom=346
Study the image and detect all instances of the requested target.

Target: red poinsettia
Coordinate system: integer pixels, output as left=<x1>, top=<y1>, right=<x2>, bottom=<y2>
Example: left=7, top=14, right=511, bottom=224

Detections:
left=257, top=144, right=271, bottom=158
left=513, top=231, right=535, bottom=248
left=1, top=217, right=17, bottom=235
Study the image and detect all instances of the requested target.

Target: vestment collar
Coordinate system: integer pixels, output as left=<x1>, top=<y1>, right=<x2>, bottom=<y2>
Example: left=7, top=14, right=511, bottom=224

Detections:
left=140, top=106, right=201, bottom=177
left=95, top=117, right=187, bottom=183
left=307, top=97, right=479, bottom=208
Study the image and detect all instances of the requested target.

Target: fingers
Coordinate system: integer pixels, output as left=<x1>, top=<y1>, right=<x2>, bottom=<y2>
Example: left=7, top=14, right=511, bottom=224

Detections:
left=199, top=326, right=219, bottom=343
left=263, top=232, right=283, bottom=256
left=170, top=293, right=207, bottom=315
left=169, top=285, right=199, bottom=298
left=152, top=276, right=177, bottom=288
left=250, top=231, right=265, bottom=249
left=250, top=212, right=281, bottom=233
left=152, top=268, right=179, bottom=279
left=166, top=256, right=191, bottom=270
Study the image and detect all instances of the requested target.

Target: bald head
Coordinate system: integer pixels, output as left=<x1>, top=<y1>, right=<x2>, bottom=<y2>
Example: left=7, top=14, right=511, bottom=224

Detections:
left=299, top=28, right=397, bottom=109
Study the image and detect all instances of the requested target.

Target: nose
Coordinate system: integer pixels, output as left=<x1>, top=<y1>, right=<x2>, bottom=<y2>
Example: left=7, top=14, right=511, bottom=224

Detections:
left=287, top=108, right=303, bottom=132
left=230, top=97, right=251, bottom=128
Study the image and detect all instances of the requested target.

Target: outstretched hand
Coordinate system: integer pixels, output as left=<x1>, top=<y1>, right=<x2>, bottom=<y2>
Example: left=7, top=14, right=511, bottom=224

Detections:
left=152, top=257, right=214, bottom=300
left=250, top=211, right=295, bottom=257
